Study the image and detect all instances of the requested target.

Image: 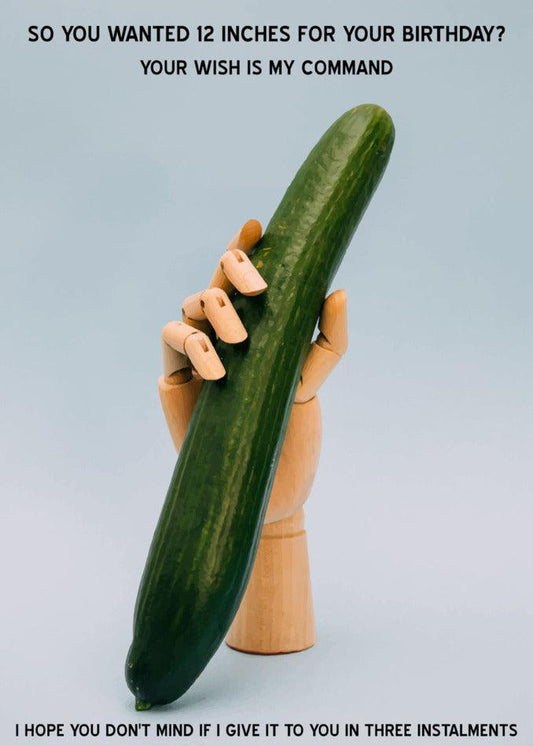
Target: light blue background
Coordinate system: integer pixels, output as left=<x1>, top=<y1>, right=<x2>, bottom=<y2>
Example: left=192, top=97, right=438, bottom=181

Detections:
left=1, top=0, right=532, bottom=744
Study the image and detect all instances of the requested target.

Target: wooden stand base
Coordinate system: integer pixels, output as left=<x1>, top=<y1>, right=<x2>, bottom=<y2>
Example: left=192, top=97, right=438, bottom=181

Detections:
left=226, top=509, right=315, bottom=654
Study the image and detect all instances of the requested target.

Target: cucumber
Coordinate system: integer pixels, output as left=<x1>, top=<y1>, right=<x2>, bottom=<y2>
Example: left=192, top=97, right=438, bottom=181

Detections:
left=126, top=104, right=394, bottom=708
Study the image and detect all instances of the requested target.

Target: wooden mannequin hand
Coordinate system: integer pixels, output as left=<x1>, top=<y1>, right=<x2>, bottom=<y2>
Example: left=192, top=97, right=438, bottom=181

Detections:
left=158, top=219, right=347, bottom=654
left=158, top=219, right=347, bottom=522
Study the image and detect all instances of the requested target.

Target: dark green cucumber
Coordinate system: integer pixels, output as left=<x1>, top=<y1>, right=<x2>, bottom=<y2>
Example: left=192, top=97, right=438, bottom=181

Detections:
left=126, top=104, right=394, bottom=707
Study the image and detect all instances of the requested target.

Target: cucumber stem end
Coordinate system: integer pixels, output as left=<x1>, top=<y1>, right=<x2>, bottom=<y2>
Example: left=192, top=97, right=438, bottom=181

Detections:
left=135, top=699, right=152, bottom=711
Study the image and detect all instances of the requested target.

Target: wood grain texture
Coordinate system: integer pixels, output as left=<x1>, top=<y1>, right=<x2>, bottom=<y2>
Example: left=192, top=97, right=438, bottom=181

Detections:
left=226, top=509, right=315, bottom=654
left=226, top=397, right=320, bottom=653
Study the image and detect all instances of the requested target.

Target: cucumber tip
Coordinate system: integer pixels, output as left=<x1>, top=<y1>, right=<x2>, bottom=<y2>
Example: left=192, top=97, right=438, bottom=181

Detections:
left=135, top=699, right=152, bottom=711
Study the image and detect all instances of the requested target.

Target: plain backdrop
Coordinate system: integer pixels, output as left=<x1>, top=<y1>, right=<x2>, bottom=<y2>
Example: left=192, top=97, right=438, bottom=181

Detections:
left=1, top=0, right=532, bottom=744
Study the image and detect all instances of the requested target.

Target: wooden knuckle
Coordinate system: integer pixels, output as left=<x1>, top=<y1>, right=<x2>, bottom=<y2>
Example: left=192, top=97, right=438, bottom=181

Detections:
left=297, top=342, right=341, bottom=400
left=161, top=343, right=190, bottom=379
left=221, top=250, right=267, bottom=295
left=184, top=333, right=226, bottom=380
left=161, top=320, right=197, bottom=352
left=201, top=287, right=230, bottom=307
left=318, top=288, right=348, bottom=355
left=182, top=292, right=205, bottom=321
left=183, top=330, right=209, bottom=356
left=294, top=377, right=314, bottom=403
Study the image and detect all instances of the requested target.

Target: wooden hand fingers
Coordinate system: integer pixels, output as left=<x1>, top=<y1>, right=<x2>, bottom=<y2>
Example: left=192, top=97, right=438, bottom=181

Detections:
left=182, top=251, right=266, bottom=322
left=162, top=321, right=225, bottom=381
left=218, top=249, right=267, bottom=296
left=317, top=288, right=348, bottom=355
left=159, top=219, right=264, bottom=451
left=183, top=219, right=265, bottom=321
left=209, top=218, right=262, bottom=292
left=164, top=219, right=266, bottom=382
left=295, top=289, right=348, bottom=403
left=201, top=288, right=248, bottom=343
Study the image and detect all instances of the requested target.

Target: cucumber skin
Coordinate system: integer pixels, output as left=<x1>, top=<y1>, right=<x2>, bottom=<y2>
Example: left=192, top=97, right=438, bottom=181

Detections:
left=126, top=105, right=395, bottom=707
